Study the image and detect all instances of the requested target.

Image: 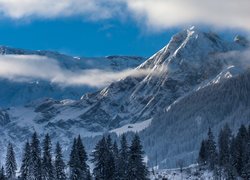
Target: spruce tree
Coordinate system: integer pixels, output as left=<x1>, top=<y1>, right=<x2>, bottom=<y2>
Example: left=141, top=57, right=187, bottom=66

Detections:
left=224, top=163, right=237, bottom=180
left=206, top=128, right=218, bottom=170
left=20, top=141, right=32, bottom=180
left=128, top=134, right=148, bottom=180
left=76, top=135, right=89, bottom=179
left=218, top=124, right=231, bottom=167
left=106, top=135, right=116, bottom=180
left=234, top=125, right=248, bottom=175
left=5, top=143, right=17, bottom=180
left=118, top=134, right=129, bottom=179
left=54, top=142, right=67, bottom=180
left=112, top=141, right=119, bottom=162
left=242, top=162, right=250, bottom=180
left=30, top=132, right=42, bottom=180
left=229, top=136, right=238, bottom=178
left=86, top=170, right=92, bottom=180
left=112, top=141, right=119, bottom=180
left=91, top=136, right=108, bottom=180
left=41, top=134, right=54, bottom=180
left=68, top=138, right=81, bottom=180
left=242, top=126, right=250, bottom=179
left=0, top=166, right=6, bottom=180
left=198, top=140, right=208, bottom=165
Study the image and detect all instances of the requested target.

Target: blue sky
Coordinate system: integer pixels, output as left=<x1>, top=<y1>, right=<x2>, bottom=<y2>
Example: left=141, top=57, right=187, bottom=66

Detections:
left=0, top=18, right=179, bottom=57
left=0, top=0, right=249, bottom=57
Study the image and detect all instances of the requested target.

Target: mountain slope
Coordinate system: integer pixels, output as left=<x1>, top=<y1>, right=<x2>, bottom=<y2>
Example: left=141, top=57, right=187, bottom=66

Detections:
left=0, top=28, right=249, bottom=166
left=0, top=46, right=145, bottom=107
left=142, top=69, right=250, bottom=168
left=49, top=27, right=245, bottom=130
left=2, top=27, right=247, bottom=133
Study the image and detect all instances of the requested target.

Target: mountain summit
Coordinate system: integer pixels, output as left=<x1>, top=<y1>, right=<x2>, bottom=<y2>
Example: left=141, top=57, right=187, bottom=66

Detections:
left=75, top=27, right=246, bottom=130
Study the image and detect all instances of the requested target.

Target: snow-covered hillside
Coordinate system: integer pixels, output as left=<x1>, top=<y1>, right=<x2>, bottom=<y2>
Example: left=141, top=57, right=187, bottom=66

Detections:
left=150, top=165, right=216, bottom=180
left=0, top=27, right=249, bottom=168
left=5, top=27, right=233, bottom=132
left=0, top=46, right=145, bottom=107
left=143, top=69, right=250, bottom=168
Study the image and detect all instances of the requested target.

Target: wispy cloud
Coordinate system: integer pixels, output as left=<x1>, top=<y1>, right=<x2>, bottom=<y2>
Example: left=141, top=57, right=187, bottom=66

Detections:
left=0, top=0, right=249, bottom=31
left=0, top=55, right=150, bottom=87
left=0, top=0, right=122, bottom=20
left=215, top=49, right=250, bottom=68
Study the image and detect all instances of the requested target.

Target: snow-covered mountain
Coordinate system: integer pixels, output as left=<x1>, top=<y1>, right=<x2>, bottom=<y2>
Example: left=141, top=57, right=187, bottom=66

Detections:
left=24, top=27, right=245, bottom=133
left=0, top=46, right=145, bottom=107
left=0, top=27, right=249, bottom=167
left=142, top=69, right=250, bottom=168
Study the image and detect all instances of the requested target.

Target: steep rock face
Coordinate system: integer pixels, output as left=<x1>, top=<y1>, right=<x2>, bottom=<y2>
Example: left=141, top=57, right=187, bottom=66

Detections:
left=73, top=27, right=245, bottom=130
left=0, top=46, right=145, bottom=107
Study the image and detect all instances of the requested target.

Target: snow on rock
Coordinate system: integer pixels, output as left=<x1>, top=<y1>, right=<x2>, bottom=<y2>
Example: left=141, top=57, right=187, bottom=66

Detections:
left=0, top=27, right=249, bottom=169
left=143, top=69, right=250, bottom=168
left=110, top=118, right=152, bottom=136
left=150, top=165, right=216, bottom=180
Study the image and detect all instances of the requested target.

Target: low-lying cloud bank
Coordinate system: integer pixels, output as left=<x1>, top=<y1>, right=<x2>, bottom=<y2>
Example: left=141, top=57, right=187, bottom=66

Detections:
left=0, top=0, right=249, bottom=31
left=0, top=55, right=150, bottom=87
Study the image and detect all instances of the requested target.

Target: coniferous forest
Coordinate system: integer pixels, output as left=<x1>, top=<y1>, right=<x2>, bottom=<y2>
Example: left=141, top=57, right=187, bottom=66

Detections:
left=0, top=133, right=148, bottom=180
left=198, top=124, right=250, bottom=179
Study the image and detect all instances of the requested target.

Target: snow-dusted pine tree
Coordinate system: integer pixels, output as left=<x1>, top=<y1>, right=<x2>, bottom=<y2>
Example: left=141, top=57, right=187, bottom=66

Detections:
left=20, top=141, right=32, bottom=180
left=0, top=166, right=6, bottom=180
left=128, top=134, right=148, bottom=180
left=234, top=125, right=248, bottom=175
left=91, top=136, right=108, bottom=180
left=106, top=135, right=116, bottom=180
left=76, top=135, right=89, bottom=179
left=54, top=142, right=67, bottom=180
left=218, top=124, right=232, bottom=167
left=117, top=134, right=129, bottom=180
left=30, top=132, right=42, bottom=180
left=241, top=125, right=250, bottom=179
left=228, top=136, right=238, bottom=179
left=41, top=134, right=54, bottom=180
left=242, top=162, right=250, bottom=180
left=68, top=138, right=80, bottom=180
left=112, top=141, right=119, bottom=179
left=207, top=128, right=218, bottom=170
left=5, top=143, right=17, bottom=180
left=198, top=140, right=208, bottom=165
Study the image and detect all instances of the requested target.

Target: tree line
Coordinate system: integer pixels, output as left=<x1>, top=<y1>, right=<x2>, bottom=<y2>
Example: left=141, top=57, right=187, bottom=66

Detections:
left=198, top=124, right=250, bottom=179
left=0, top=133, right=148, bottom=180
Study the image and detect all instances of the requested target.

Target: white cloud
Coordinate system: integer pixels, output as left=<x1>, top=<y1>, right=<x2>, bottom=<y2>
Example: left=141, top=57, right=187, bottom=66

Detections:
left=0, top=0, right=249, bottom=31
left=0, top=0, right=121, bottom=20
left=0, top=55, right=150, bottom=87
left=125, top=0, right=250, bottom=31
left=215, top=49, right=250, bottom=68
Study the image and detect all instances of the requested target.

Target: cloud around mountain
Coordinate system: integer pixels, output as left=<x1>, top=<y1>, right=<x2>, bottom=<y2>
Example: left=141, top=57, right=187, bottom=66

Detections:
left=0, top=55, right=150, bottom=87
left=0, top=0, right=249, bottom=31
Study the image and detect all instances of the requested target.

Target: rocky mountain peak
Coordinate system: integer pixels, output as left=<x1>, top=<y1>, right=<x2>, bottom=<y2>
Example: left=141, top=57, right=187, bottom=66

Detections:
left=139, top=27, right=229, bottom=70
